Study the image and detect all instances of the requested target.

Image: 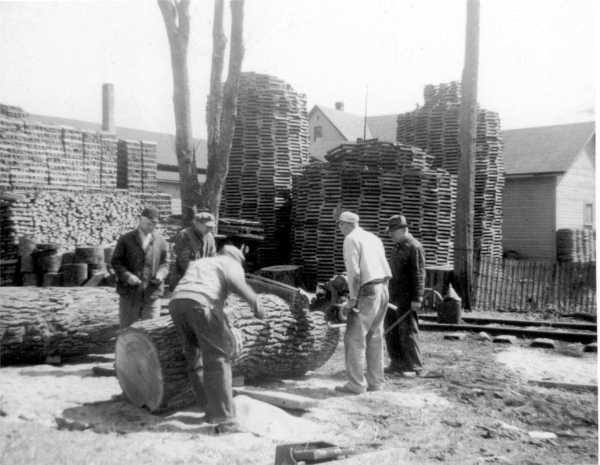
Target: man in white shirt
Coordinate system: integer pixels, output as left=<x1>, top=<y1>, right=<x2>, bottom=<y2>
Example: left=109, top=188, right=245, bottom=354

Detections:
left=334, top=211, right=392, bottom=395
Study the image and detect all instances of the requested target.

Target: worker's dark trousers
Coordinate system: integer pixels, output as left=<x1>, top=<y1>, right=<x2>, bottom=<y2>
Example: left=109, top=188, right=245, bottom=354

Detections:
left=169, top=298, right=238, bottom=427
left=384, top=306, right=423, bottom=372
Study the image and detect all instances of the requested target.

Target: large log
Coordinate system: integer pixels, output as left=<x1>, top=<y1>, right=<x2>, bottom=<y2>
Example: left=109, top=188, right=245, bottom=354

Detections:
left=116, top=281, right=340, bottom=412
left=0, top=287, right=121, bottom=364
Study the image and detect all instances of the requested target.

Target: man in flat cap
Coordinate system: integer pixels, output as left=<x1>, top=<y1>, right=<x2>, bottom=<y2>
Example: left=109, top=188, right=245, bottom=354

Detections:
left=111, top=206, right=170, bottom=329
left=384, top=214, right=425, bottom=376
left=334, top=211, right=392, bottom=395
left=169, top=245, right=265, bottom=434
left=170, top=211, right=217, bottom=291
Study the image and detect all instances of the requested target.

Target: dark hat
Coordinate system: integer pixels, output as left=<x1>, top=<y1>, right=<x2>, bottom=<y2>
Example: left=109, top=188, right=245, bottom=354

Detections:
left=194, top=212, right=216, bottom=227
left=141, top=206, right=160, bottom=222
left=384, top=214, right=409, bottom=232
left=336, top=211, right=359, bottom=224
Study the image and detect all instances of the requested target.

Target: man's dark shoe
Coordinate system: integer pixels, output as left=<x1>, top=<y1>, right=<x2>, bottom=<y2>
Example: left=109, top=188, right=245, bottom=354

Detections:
left=334, top=385, right=360, bottom=395
left=216, top=423, right=249, bottom=434
left=367, top=385, right=384, bottom=392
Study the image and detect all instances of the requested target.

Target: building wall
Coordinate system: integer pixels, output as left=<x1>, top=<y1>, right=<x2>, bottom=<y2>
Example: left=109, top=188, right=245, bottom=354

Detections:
left=556, top=137, right=596, bottom=229
left=308, top=109, right=346, bottom=143
left=502, top=176, right=557, bottom=259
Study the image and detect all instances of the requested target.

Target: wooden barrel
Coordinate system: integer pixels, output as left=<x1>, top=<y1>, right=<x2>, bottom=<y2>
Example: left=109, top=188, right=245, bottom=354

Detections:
left=116, top=287, right=340, bottom=413
left=43, top=272, right=64, bottom=287
left=75, top=246, right=105, bottom=270
left=61, top=251, right=76, bottom=266
left=62, top=263, right=88, bottom=286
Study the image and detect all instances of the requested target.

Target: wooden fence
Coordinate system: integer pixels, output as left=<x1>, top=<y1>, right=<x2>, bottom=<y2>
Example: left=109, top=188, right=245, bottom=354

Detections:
left=473, top=255, right=596, bottom=314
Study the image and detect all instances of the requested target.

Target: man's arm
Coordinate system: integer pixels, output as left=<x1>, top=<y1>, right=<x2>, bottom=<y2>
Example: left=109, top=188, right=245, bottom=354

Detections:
left=411, top=245, right=426, bottom=305
left=226, top=264, right=264, bottom=319
left=155, top=237, right=170, bottom=281
left=343, top=237, right=361, bottom=304
left=111, top=234, right=133, bottom=283
left=206, top=233, right=217, bottom=257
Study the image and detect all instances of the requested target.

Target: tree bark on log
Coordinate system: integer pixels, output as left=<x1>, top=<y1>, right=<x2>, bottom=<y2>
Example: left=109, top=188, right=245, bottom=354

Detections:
left=116, top=292, right=339, bottom=412
left=0, top=287, right=120, bottom=364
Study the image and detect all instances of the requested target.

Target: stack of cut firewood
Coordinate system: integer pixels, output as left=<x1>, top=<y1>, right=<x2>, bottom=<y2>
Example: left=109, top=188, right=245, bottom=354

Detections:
left=220, top=72, right=310, bottom=268
left=0, top=191, right=143, bottom=261
left=396, top=81, right=505, bottom=258
left=291, top=140, right=456, bottom=288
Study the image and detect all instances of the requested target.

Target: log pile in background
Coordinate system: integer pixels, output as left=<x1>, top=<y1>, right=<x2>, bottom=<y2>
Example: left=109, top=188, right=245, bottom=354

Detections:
left=0, top=191, right=143, bottom=261
left=0, top=287, right=121, bottom=364
left=220, top=72, right=310, bottom=268
left=557, top=228, right=596, bottom=263
left=116, top=286, right=339, bottom=412
left=116, top=140, right=158, bottom=192
left=396, top=82, right=505, bottom=258
left=291, top=140, right=456, bottom=289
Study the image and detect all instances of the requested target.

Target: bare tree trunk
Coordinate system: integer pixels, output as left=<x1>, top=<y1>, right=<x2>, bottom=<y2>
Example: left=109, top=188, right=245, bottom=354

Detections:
left=454, top=0, right=480, bottom=309
left=201, top=0, right=245, bottom=217
left=158, top=0, right=199, bottom=227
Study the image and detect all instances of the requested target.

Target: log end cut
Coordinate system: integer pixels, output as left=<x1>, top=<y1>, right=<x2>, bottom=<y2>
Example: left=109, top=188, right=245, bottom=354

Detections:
left=115, top=328, right=165, bottom=411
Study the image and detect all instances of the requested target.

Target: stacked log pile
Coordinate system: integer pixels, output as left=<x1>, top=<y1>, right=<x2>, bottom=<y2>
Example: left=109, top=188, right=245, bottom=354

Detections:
left=0, top=287, right=121, bottom=364
left=117, top=140, right=142, bottom=190
left=129, top=191, right=172, bottom=219
left=557, top=228, right=596, bottom=263
left=0, top=191, right=142, bottom=260
left=396, top=82, right=505, bottom=258
left=82, top=129, right=102, bottom=188
left=100, top=133, right=118, bottom=189
left=220, top=72, right=310, bottom=268
left=291, top=140, right=456, bottom=288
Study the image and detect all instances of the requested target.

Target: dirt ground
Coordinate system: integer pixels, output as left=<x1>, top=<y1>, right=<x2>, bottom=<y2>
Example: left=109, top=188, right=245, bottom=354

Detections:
left=0, top=315, right=598, bottom=465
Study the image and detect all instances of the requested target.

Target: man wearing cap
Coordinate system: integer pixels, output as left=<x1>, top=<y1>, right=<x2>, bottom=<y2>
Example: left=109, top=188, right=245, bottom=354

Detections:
left=169, top=245, right=265, bottom=434
left=111, top=206, right=170, bottom=329
left=384, top=214, right=425, bottom=376
left=169, top=211, right=217, bottom=291
left=334, top=211, right=392, bottom=395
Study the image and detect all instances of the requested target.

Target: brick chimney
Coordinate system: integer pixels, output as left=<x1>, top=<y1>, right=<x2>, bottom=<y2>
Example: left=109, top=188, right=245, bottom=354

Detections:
left=102, top=83, right=115, bottom=133
left=335, top=102, right=344, bottom=111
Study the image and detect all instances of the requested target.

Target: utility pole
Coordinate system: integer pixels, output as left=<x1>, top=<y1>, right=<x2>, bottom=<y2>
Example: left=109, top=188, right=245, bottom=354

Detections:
left=454, top=0, right=480, bottom=310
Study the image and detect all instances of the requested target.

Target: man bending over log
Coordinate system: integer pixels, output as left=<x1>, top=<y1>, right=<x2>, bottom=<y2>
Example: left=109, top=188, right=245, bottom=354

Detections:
left=169, top=245, right=265, bottom=434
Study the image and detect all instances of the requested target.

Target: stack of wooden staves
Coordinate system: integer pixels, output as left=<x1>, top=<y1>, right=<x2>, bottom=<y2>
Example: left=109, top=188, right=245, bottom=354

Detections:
left=557, top=228, right=596, bottom=263
left=0, top=104, right=119, bottom=191
left=291, top=140, right=456, bottom=288
left=396, top=82, right=505, bottom=259
left=220, top=72, right=310, bottom=268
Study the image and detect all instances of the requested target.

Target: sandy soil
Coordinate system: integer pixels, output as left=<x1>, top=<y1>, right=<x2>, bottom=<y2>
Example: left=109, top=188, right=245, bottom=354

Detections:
left=0, top=327, right=597, bottom=464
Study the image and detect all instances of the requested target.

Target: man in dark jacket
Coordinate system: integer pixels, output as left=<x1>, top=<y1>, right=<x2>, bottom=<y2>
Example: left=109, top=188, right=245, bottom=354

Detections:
left=384, top=214, right=425, bottom=375
left=111, top=206, right=170, bottom=329
left=169, top=212, right=217, bottom=291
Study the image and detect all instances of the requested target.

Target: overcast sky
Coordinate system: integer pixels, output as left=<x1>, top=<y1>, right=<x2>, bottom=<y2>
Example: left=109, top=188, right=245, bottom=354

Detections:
left=0, top=0, right=595, bottom=139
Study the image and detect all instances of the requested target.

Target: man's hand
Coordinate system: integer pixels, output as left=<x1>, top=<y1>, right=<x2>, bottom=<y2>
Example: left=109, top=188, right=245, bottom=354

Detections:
left=127, top=275, right=142, bottom=286
left=150, top=276, right=163, bottom=285
left=254, top=297, right=266, bottom=320
left=411, top=301, right=421, bottom=312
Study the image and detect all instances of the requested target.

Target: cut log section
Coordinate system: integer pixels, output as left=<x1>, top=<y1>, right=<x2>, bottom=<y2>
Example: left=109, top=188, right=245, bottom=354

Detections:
left=0, top=287, right=120, bottom=364
left=116, top=285, right=340, bottom=412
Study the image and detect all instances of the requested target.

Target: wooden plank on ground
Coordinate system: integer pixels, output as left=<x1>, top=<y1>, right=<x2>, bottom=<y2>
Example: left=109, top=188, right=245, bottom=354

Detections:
left=528, top=380, right=597, bottom=392
left=232, top=387, right=319, bottom=410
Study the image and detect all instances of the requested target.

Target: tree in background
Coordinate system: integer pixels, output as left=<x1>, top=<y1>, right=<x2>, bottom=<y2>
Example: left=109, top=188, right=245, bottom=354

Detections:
left=158, top=0, right=198, bottom=227
left=201, top=0, right=245, bottom=217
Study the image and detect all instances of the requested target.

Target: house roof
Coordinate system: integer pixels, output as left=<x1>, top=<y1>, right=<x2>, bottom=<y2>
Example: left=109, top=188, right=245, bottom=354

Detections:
left=310, top=139, right=351, bottom=163
left=366, top=114, right=398, bottom=142
left=502, top=121, right=595, bottom=176
left=29, top=114, right=207, bottom=169
left=309, top=105, right=373, bottom=141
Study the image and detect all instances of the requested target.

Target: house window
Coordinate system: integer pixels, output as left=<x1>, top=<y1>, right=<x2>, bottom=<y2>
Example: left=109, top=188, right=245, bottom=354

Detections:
left=584, top=203, right=594, bottom=226
left=314, top=126, right=322, bottom=142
